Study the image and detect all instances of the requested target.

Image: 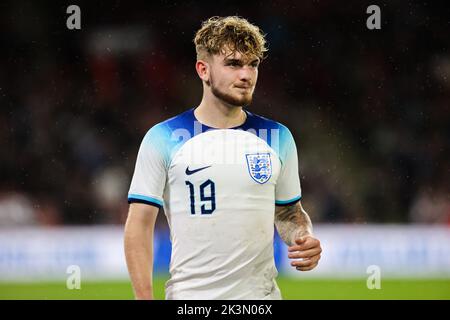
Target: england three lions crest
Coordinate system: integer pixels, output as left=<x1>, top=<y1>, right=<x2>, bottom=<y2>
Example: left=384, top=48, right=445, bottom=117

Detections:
left=245, top=153, right=272, bottom=184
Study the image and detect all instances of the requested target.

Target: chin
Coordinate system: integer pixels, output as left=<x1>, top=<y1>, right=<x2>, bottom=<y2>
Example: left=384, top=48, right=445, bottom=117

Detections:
left=230, top=92, right=253, bottom=105
left=227, top=98, right=252, bottom=107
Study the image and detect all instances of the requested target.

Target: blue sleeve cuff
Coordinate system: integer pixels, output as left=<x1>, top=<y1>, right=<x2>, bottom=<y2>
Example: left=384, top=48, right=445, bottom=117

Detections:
left=128, top=194, right=163, bottom=208
left=275, top=195, right=301, bottom=206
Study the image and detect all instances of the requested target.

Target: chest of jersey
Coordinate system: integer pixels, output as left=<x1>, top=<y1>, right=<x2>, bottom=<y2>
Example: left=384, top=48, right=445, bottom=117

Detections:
left=165, top=129, right=281, bottom=217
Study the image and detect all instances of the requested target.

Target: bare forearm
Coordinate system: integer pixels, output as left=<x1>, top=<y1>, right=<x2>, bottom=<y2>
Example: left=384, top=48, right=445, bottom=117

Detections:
left=124, top=217, right=155, bottom=299
left=275, top=202, right=313, bottom=246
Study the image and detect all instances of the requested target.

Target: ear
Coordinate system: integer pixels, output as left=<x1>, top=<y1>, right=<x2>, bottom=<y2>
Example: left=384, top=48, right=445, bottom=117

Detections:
left=196, top=60, right=210, bottom=82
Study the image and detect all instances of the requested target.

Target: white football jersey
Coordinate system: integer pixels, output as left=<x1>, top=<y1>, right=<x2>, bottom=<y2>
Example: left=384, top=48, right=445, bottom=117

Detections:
left=128, top=108, right=301, bottom=300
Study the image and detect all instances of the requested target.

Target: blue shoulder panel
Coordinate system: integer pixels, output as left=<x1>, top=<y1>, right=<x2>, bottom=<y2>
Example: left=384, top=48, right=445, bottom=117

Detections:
left=240, top=110, right=295, bottom=165
left=143, top=108, right=295, bottom=167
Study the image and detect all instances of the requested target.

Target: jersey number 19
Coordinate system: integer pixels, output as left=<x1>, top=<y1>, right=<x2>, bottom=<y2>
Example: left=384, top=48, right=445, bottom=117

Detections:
left=185, top=180, right=216, bottom=215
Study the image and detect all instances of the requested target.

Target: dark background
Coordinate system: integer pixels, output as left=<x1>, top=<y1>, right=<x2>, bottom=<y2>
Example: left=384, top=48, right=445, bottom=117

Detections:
left=0, top=1, right=448, bottom=226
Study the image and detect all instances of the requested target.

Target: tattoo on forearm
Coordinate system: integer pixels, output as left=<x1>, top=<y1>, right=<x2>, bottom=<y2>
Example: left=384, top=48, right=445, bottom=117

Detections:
left=275, top=202, right=313, bottom=246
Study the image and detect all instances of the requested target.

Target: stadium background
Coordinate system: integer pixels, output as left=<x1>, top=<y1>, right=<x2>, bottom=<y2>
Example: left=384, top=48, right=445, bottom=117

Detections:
left=0, top=1, right=449, bottom=299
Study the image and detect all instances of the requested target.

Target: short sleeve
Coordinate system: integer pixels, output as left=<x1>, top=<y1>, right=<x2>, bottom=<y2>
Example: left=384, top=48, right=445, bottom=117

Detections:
left=128, top=124, right=169, bottom=208
left=275, top=126, right=302, bottom=206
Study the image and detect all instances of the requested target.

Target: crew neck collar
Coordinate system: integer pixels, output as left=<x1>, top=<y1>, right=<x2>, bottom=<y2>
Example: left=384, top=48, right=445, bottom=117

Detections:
left=191, top=107, right=249, bottom=130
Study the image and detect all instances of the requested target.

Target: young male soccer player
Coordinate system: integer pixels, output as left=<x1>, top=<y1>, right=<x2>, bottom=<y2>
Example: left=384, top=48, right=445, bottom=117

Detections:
left=124, top=16, right=322, bottom=300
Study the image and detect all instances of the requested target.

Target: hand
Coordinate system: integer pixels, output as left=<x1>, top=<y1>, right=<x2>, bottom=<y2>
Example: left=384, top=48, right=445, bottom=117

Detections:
left=287, top=235, right=322, bottom=271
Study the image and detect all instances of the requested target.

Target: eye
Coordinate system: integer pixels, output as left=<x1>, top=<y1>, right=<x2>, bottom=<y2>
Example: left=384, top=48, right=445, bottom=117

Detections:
left=227, top=61, right=239, bottom=67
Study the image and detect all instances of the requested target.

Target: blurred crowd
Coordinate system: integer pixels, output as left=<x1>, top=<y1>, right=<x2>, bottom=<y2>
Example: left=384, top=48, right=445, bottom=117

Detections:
left=0, top=1, right=449, bottom=226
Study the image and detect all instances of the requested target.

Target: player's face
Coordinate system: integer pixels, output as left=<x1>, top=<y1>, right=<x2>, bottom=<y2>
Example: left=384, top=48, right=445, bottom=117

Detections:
left=208, top=49, right=260, bottom=107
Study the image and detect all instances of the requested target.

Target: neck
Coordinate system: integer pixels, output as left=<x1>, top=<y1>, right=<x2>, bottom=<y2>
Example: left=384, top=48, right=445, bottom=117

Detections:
left=195, top=93, right=246, bottom=129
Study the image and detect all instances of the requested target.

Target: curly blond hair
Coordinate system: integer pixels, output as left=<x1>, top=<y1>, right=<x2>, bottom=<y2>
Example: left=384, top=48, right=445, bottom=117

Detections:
left=194, top=16, right=268, bottom=61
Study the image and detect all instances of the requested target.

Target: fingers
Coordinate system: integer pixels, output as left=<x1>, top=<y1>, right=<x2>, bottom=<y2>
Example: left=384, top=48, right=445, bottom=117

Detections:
left=288, top=247, right=321, bottom=259
left=287, top=236, right=322, bottom=272
left=288, top=237, right=321, bottom=252
left=296, top=261, right=319, bottom=272
left=290, top=254, right=321, bottom=271
left=290, top=253, right=321, bottom=267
